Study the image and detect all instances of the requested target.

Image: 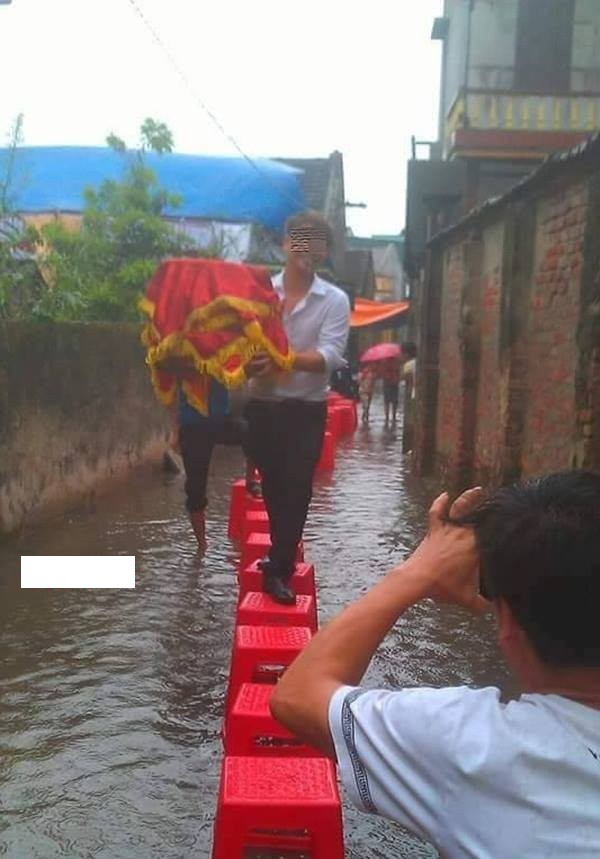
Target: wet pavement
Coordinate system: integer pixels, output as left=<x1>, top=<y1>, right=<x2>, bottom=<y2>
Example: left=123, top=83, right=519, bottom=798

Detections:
left=0, top=399, right=512, bottom=858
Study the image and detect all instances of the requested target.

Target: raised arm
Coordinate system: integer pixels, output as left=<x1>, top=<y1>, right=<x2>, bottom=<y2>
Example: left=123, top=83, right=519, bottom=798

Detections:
left=270, top=489, right=488, bottom=758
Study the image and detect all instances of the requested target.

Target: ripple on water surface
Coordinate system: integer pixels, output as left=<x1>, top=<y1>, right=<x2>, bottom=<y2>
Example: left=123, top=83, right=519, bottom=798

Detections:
left=0, top=402, right=511, bottom=858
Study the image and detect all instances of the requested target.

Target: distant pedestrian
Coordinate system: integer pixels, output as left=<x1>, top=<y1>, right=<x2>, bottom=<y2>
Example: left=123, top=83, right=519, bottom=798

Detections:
left=401, top=342, right=417, bottom=451
left=358, top=364, right=376, bottom=424
left=381, top=356, right=401, bottom=426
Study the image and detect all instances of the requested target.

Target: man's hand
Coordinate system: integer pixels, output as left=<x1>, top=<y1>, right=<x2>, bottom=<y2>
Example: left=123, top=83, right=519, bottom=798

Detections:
left=246, top=352, right=275, bottom=378
left=405, top=488, right=491, bottom=615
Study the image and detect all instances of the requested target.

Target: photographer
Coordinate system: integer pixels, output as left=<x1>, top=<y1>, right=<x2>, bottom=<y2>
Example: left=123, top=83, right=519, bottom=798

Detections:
left=271, top=472, right=600, bottom=857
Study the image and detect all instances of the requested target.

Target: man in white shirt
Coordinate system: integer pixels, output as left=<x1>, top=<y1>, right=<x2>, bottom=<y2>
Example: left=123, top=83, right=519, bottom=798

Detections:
left=244, top=211, right=350, bottom=604
left=271, top=471, right=600, bottom=857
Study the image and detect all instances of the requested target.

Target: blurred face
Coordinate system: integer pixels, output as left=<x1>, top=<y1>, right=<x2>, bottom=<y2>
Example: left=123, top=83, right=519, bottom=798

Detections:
left=284, top=225, right=328, bottom=276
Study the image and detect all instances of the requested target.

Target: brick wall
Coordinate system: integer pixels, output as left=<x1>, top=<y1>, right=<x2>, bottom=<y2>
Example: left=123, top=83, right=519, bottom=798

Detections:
left=415, top=160, right=600, bottom=487
left=520, top=184, right=588, bottom=475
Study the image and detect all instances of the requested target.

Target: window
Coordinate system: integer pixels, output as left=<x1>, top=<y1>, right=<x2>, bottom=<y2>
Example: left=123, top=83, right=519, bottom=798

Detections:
left=515, top=0, right=575, bottom=93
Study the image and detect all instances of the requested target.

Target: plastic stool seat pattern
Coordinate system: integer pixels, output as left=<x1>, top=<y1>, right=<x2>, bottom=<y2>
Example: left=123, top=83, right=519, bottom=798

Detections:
left=237, top=624, right=311, bottom=650
left=225, top=683, right=322, bottom=757
left=237, top=592, right=317, bottom=631
left=225, top=756, right=338, bottom=802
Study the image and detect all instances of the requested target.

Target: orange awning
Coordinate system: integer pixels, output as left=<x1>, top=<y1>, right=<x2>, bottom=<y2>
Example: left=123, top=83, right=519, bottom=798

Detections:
left=351, top=297, right=410, bottom=328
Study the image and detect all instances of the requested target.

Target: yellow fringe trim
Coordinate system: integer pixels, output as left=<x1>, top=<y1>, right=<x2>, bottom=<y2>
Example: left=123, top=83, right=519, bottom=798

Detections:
left=138, top=291, right=294, bottom=415
left=183, top=295, right=277, bottom=332
left=181, top=379, right=209, bottom=414
left=144, top=328, right=294, bottom=387
left=138, top=296, right=156, bottom=319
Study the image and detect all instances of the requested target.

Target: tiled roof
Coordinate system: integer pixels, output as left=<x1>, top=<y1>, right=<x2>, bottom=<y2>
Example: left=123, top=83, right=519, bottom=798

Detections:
left=429, top=131, right=600, bottom=245
left=273, top=157, right=333, bottom=211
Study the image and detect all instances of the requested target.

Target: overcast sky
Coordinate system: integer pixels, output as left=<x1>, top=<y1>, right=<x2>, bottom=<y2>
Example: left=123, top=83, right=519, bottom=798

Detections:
left=0, top=0, right=443, bottom=235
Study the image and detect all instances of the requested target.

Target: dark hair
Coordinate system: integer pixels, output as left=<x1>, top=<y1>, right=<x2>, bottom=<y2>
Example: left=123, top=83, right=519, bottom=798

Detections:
left=403, top=342, right=417, bottom=359
left=453, top=471, right=600, bottom=667
left=284, top=210, right=334, bottom=253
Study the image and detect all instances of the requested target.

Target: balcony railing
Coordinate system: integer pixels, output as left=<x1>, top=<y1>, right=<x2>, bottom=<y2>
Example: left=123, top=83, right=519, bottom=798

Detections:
left=445, top=88, right=600, bottom=151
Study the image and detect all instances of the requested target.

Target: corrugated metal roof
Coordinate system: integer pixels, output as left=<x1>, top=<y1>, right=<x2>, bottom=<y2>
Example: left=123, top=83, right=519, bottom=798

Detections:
left=429, top=132, right=600, bottom=245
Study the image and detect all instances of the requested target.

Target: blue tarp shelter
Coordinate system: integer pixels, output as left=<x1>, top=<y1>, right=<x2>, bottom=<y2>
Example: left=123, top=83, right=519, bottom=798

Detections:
left=0, top=146, right=306, bottom=233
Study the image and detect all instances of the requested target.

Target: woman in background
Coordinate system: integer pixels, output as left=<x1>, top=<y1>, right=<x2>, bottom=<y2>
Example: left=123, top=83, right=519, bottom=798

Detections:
left=358, top=363, right=376, bottom=424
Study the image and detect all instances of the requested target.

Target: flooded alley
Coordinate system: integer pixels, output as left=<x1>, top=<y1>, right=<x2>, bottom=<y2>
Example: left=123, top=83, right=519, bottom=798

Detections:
left=0, top=400, right=512, bottom=858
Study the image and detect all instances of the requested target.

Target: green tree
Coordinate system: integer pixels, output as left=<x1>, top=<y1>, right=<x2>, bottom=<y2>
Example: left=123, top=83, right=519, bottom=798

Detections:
left=0, top=217, right=45, bottom=321
left=0, top=113, right=25, bottom=214
left=0, top=114, right=47, bottom=320
left=40, top=118, right=200, bottom=321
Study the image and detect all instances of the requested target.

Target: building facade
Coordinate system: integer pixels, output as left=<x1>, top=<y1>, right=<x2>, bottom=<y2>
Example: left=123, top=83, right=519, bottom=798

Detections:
left=414, top=134, right=600, bottom=487
left=406, top=0, right=600, bottom=281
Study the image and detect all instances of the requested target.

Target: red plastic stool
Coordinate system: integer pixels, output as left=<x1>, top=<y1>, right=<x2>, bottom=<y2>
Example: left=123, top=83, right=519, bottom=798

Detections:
left=337, top=400, right=356, bottom=435
left=238, top=561, right=316, bottom=599
left=237, top=591, right=317, bottom=632
left=316, top=430, right=335, bottom=473
left=247, top=496, right=265, bottom=515
left=242, top=509, right=270, bottom=543
left=227, top=479, right=247, bottom=540
left=228, top=481, right=266, bottom=540
left=211, top=756, right=344, bottom=858
left=240, top=532, right=304, bottom=573
left=225, top=683, right=323, bottom=756
left=226, top=625, right=312, bottom=715
left=326, top=406, right=343, bottom=441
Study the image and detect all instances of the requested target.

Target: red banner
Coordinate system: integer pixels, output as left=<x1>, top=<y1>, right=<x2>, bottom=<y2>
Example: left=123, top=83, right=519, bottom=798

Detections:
left=140, top=258, right=293, bottom=414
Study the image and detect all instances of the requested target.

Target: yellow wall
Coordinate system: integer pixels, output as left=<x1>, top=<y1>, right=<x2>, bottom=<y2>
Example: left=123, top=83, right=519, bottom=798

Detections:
left=22, top=212, right=83, bottom=233
left=375, top=275, right=394, bottom=297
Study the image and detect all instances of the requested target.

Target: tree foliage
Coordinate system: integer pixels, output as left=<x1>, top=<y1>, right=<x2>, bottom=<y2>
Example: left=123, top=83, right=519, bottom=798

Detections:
left=0, top=216, right=45, bottom=321
left=0, top=113, right=25, bottom=215
left=37, top=119, right=199, bottom=321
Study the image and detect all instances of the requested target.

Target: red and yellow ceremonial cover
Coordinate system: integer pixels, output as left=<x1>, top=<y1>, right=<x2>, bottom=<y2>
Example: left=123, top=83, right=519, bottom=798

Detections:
left=140, top=258, right=293, bottom=414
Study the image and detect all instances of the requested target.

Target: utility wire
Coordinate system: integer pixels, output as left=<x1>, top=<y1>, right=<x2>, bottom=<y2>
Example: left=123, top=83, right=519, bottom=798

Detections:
left=125, top=0, right=304, bottom=210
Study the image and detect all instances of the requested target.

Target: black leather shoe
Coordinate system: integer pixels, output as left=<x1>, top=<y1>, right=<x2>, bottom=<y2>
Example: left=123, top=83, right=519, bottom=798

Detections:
left=264, top=575, right=296, bottom=605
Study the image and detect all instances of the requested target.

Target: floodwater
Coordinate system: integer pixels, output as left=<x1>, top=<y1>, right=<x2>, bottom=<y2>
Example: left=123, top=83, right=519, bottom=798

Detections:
left=0, top=398, right=512, bottom=858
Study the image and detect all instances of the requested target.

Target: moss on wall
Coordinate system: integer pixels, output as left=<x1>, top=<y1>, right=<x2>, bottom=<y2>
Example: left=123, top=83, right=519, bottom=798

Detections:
left=0, top=322, right=170, bottom=535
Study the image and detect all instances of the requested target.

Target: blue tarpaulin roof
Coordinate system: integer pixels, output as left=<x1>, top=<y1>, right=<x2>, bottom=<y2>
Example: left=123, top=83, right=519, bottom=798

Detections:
left=0, top=146, right=307, bottom=233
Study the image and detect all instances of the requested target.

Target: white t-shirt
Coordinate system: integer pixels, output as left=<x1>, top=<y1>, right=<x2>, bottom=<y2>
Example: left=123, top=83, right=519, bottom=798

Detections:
left=329, top=684, right=600, bottom=858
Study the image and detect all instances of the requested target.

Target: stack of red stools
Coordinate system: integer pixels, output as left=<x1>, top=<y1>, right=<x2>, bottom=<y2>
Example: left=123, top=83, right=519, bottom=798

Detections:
left=317, top=394, right=358, bottom=473
left=212, top=473, right=350, bottom=857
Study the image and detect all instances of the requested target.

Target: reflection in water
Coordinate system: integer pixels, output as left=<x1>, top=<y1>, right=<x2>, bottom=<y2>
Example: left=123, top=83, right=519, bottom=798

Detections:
left=0, top=401, right=512, bottom=858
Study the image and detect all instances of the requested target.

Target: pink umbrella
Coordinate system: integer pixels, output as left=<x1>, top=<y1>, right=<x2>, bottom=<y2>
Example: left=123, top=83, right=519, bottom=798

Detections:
left=360, top=342, right=402, bottom=363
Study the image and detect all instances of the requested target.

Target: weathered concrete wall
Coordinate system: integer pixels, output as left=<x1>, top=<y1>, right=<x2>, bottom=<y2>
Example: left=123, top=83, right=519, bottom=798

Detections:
left=472, top=221, right=506, bottom=483
left=435, top=243, right=465, bottom=478
left=0, top=322, right=170, bottom=535
left=415, top=154, right=600, bottom=488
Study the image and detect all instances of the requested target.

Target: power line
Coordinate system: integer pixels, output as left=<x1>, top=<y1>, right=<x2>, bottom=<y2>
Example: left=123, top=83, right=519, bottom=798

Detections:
left=125, top=0, right=304, bottom=211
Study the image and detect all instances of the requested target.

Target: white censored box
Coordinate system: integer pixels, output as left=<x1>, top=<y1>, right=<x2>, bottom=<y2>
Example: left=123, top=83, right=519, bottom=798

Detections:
left=21, top=556, right=136, bottom=588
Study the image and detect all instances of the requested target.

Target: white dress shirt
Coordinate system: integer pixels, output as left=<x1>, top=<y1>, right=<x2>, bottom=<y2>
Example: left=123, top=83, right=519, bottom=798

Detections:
left=249, top=271, right=350, bottom=402
left=329, top=684, right=600, bottom=858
